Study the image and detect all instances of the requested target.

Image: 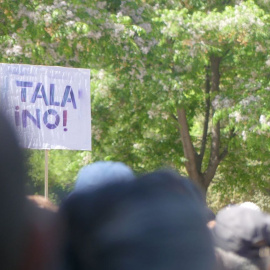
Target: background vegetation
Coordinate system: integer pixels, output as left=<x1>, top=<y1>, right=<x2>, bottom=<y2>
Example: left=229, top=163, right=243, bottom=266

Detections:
left=2, top=0, right=270, bottom=210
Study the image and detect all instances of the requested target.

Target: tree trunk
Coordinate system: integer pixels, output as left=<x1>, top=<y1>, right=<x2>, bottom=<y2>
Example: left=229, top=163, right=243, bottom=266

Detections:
left=177, top=107, right=205, bottom=190
left=203, top=56, right=222, bottom=189
left=177, top=55, right=229, bottom=194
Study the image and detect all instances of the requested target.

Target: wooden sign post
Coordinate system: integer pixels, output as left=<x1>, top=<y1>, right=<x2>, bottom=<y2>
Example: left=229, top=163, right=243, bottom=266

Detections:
left=45, top=149, right=49, bottom=199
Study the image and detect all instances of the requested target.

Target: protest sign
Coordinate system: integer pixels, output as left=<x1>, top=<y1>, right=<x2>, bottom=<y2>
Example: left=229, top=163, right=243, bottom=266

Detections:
left=0, top=63, right=91, bottom=150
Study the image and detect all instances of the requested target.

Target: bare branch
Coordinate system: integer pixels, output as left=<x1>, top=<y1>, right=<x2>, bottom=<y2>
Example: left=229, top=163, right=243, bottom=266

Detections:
left=223, top=48, right=230, bottom=57
left=204, top=56, right=222, bottom=186
left=219, top=148, right=228, bottom=161
left=198, top=65, right=211, bottom=169
left=219, top=128, right=236, bottom=161
left=170, top=113, right=178, bottom=122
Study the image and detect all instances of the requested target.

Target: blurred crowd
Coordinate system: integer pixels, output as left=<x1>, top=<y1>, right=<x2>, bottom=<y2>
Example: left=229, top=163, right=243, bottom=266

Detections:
left=1, top=110, right=270, bottom=270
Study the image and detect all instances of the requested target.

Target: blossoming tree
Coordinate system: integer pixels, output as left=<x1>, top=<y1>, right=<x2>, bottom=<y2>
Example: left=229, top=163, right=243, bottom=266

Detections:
left=2, top=0, right=270, bottom=196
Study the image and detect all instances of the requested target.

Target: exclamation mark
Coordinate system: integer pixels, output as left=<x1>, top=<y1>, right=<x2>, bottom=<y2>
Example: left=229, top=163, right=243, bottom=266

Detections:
left=15, top=106, right=20, bottom=126
left=63, top=110, right=67, bottom=131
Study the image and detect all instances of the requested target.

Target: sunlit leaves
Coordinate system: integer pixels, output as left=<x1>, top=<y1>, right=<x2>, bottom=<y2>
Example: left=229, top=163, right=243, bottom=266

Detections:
left=2, top=0, right=270, bottom=202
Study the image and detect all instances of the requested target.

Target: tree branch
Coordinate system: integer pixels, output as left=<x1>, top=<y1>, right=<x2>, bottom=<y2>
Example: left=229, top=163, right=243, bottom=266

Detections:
left=177, top=107, right=200, bottom=182
left=198, top=65, right=211, bottom=170
left=170, top=113, right=178, bottom=122
left=223, top=48, right=230, bottom=57
left=219, top=128, right=235, bottom=161
left=204, top=56, right=222, bottom=186
left=219, top=148, right=228, bottom=161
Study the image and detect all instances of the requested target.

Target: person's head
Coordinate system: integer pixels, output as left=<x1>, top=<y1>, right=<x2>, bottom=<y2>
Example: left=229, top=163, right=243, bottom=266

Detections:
left=137, top=169, right=214, bottom=223
left=0, top=111, right=62, bottom=270
left=215, top=247, right=265, bottom=270
left=74, top=161, right=135, bottom=192
left=60, top=171, right=216, bottom=270
left=213, top=205, right=270, bottom=259
left=239, top=202, right=261, bottom=212
left=136, top=169, right=205, bottom=204
left=0, top=112, right=29, bottom=269
left=26, top=195, right=62, bottom=270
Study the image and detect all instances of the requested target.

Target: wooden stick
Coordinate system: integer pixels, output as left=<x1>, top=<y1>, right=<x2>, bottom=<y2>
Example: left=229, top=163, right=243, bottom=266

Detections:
left=45, top=149, right=49, bottom=199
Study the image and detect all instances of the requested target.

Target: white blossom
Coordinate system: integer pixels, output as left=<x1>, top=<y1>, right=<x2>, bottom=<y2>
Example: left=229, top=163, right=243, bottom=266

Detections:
left=97, top=1, right=107, bottom=9
left=113, top=24, right=125, bottom=36
left=86, top=8, right=100, bottom=17
left=256, top=44, right=266, bottom=53
left=136, top=67, right=146, bottom=83
left=92, top=126, right=102, bottom=141
left=239, top=95, right=260, bottom=107
left=96, top=84, right=109, bottom=98
left=141, top=47, right=150, bottom=54
left=222, top=97, right=233, bottom=108
left=13, top=45, right=23, bottom=55
left=128, top=29, right=135, bottom=37
left=212, top=96, right=221, bottom=111
left=129, top=68, right=136, bottom=76
left=147, top=110, right=155, bottom=119
left=5, top=45, right=23, bottom=56
left=44, top=13, right=52, bottom=25
left=153, top=4, right=160, bottom=10
left=229, top=111, right=242, bottom=122
left=65, top=20, right=75, bottom=27
left=174, top=65, right=183, bottom=73
left=25, top=51, right=32, bottom=58
left=259, top=115, right=267, bottom=125
left=59, top=1, right=67, bottom=7
left=147, top=103, right=163, bottom=119
left=67, top=32, right=77, bottom=40
left=76, top=43, right=83, bottom=51
left=87, top=31, right=102, bottom=40
left=161, top=112, right=169, bottom=120
left=134, top=37, right=144, bottom=47
left=66, top=10, right=74, bottom=18
left=133, top=143, right=141, bottom=149
left=139, top=23, right=152, bottom=33
left=242, top=130, right=247, bottom=141
left=137, top=7, right=144, bottom=15
left=97, top=69, right=105, bottom=80
left=266, top=59, right=270, bottom=67
left=116, top=12, right=123, bottom=18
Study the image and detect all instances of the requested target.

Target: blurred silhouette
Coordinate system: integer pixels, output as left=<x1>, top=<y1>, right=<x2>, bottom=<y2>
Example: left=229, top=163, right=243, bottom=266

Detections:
left=27, top=195, right=58, bottom=212
left=27, top=195, right=62, bottom=270
left=239, top=202, right=261, bottom=212
left=60, top=170, right=216, bottom=270
left=74, top=161, right=135, bottom=193
left=138, top=169, right=215, bottom=223
left=0, top=111, right=62, bottom=270
left=213, top=204, right=270, bottom=270
left=0, top=111, right=30, bottom=270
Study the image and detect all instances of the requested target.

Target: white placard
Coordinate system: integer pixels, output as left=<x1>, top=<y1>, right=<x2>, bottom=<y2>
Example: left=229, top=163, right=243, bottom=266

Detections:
left=0, top=63, right=91, bottom=150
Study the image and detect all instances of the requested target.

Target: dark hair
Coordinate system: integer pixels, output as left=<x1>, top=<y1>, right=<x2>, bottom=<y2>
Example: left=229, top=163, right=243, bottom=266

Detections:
left=137, top=169, right=215, bottom=222
left=61, top=171, right=215, bottom=270
left=136, top=169, right=205, bottom=204
left=0, top=112, right=29, bottom=269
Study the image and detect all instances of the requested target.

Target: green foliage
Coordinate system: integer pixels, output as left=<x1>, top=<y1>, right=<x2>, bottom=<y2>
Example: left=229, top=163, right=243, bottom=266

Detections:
left=1, top=0, right=270, bottom=204
left=25, top=149, right=91, bottom=204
